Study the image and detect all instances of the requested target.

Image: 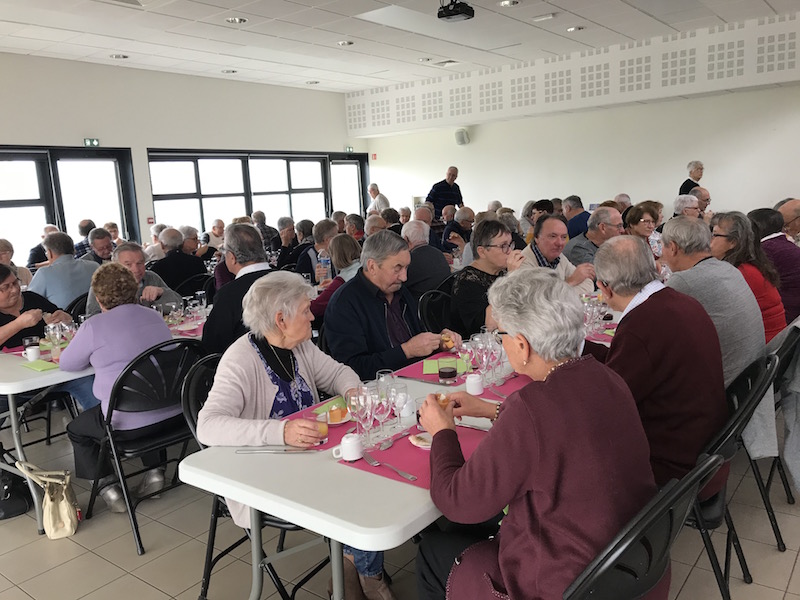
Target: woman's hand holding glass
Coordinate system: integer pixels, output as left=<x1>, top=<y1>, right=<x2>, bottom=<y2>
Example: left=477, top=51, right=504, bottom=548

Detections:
left=283, top=419, right=324, bottom=448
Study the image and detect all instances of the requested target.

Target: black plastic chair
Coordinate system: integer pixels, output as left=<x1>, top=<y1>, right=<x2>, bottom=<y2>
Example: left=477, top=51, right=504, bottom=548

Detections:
left=564, top=454, right=724, bottom=600
left=436, top=271, right=456, bottom=295
left=65, top=292, right=88, bottom=320
left=175, top=273, right=212, bottom=297
left=145, top=259, right=159, bottom=270
left=418, top=289, right=451, bottom=333
left=201, top=273, right=216, bottom=306
left=689, top=353, right=779, bottom=600
left=85, top=339, right=206, bottom=555
left=180, top=355, right=329, bottom=600
left=317, top=323, right=330, bottom=355
left=279, top=262, right=297, bottom=271
left=761, top=326, right=800, bottom=510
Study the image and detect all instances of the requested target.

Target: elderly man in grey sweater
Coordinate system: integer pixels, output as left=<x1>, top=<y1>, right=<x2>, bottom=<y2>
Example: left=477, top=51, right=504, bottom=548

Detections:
left=85, top=243, right=181, bottom=316
left=661, top=216, right=776, bottom=458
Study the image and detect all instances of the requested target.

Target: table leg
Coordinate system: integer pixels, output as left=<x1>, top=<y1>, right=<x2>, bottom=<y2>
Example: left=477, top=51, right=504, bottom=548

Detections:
left=330, top=539, right=344, bottom=600
left=248, top=507, right=264, bottom=600
left=7, top=393, right=44, bottom=534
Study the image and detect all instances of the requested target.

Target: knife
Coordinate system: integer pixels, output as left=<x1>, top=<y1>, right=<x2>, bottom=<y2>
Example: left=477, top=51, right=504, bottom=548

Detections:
left=235, top=447, right=315, bottom=454
left=456, top=422, right=490, bottom=432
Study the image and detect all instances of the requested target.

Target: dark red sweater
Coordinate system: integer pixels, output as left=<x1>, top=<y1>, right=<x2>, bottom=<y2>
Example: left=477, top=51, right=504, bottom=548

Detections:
left=601, top=288, right=729, bottom=496
left=430, top=356, right=658, bottom=600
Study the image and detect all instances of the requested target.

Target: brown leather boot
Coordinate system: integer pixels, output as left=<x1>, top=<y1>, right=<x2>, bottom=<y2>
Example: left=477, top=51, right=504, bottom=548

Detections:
left=327, top=556, right=367, bottom=600
left=358, top=572, right=397, bottom=600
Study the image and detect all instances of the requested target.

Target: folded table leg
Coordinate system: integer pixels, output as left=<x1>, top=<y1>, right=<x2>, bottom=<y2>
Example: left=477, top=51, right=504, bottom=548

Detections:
left=248, top=507, right=264, bottom=600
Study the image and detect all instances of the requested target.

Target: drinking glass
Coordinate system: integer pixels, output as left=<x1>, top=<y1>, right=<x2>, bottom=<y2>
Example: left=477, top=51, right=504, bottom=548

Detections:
left=165, top=302, right=181, bottom=326
left=375, top=369, right=394, bottom=400
left=45, top=323, right=63, bottom=360
left=389, top=383, right=411, bottom=428
left=372, top=393, right=392, bottom=442
left=61, top=322, right=78, bottom=343
left=195, top=290, right=207, bottom=311
left=347, top=387, right=374, bottom=448
left=78, top=314, right=90, bottom=325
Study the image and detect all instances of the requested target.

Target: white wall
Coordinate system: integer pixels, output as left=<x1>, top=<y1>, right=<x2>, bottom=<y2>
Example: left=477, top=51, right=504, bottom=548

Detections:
left=365, top=84, right=800, bottom=217
left=0, top=53, right=364, bottom=236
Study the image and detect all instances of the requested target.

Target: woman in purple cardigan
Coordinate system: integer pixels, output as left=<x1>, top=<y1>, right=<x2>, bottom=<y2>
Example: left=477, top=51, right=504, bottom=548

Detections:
left=61, top=263, right=179, bottom=513
left=417, top=268, right=664, bottom=600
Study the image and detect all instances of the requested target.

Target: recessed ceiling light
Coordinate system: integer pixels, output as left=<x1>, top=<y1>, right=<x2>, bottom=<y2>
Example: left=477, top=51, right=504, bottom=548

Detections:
left=418, top=57, right=431, bottom=62
left=306, top=80, right=320, bottom=85
left=531, top=12, right=555, bottom=22
left=566, top=25, right=585, bottom=32
left=222, top=69, right=237, bottom=74
left=337, top=40, right=353, bottom=46
left=225, top=16, right=248, bottom=24
left=498, top=0, right=519, bottom=6
left=109, top=54, right=128, bottom=59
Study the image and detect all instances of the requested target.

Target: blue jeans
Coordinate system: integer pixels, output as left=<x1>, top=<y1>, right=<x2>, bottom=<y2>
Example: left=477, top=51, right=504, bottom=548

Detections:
left=0, top=375, right=100, bottom=414
left=343, top=546, right=383, bottom=577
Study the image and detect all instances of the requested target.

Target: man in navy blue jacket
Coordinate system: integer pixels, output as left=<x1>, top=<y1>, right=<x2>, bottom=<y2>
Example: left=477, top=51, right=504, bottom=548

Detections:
left=325, top=230, right=460, bottom=380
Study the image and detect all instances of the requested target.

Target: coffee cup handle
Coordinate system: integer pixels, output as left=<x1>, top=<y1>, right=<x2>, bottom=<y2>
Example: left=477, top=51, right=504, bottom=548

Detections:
left=332, top=446, right=342, bottom=459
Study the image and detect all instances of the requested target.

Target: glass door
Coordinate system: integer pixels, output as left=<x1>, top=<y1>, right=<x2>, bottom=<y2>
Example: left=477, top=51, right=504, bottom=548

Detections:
left=330, top=161, right=363, bottom=216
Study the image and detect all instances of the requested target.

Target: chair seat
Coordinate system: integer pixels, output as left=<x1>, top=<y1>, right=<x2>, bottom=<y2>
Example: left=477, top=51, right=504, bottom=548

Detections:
left=114, top=424, right=193, bottom=457
left=689, top=485, right=727, bottom=530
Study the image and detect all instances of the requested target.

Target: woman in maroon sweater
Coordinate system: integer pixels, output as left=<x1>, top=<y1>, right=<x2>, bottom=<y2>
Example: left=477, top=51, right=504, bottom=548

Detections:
left=711, top=211, right=786, bottom=342
left=417, top=268, right=663, bottom=600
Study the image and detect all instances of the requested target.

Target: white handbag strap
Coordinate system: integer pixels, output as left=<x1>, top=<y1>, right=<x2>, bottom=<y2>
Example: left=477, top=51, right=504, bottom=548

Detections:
left=15, top=461, right=71, bottom=487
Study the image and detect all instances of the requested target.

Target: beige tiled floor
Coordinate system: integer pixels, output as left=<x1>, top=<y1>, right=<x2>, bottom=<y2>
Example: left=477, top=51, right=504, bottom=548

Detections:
left=2, top=413, right=800, bottom=599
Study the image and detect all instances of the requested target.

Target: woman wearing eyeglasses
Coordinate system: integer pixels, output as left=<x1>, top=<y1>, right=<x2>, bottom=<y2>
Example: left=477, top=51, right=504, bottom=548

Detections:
left=449, top=220, right=523, bottom=338
left=711, top=211, right=786, bottom=342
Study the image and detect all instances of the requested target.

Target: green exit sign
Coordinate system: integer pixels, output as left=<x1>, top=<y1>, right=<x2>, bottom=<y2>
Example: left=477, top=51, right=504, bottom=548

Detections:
left=84, top=138, right=100, bottom=147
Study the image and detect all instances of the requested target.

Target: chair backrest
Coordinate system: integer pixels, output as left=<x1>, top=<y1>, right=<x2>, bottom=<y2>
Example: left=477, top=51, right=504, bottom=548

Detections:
left=279, top=263, right=296, bottom=271
left=106, top=339, right=206, bottom=424
left=201, top=273, right=216, bottom=306
left=563, top=454, right=724, bottom=600
left=175, top=273, right=212, bottom=296
left=437, top=272, right=456, bottom=295
left=773, top=326, right=800, bottom=391
left=65, top=292, right=88, bottom=320
left=145, top=260, right=159, bottom=270
left=317, top=323, right=330, bottom=355
left=180, top=353, right=222, bottom=448
left=419, top=289, right=451, bottom=333
left=703, top=353, right=779, bottom=461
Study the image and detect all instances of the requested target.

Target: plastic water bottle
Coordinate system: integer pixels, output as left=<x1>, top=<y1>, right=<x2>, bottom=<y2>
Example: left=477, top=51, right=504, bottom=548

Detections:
left=318, top=249, right=332, bottom=281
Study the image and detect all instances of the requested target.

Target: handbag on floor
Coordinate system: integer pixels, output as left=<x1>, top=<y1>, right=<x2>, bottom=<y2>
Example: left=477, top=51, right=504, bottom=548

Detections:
left=15, top=461, right=81, bottom=539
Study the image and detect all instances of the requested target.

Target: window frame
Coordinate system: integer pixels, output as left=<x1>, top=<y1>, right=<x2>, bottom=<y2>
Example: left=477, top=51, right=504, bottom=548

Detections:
left=148, top=148, right=369, bottom=230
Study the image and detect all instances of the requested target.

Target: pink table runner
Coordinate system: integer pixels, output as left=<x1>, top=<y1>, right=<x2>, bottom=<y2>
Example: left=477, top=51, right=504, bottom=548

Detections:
left=340, top=426, right=487, bottom=490
left=170, top=321, right=205, bottom=338
left=585, top=322, right=617, bottom=344
left=284, top=399, right=355, bottom=451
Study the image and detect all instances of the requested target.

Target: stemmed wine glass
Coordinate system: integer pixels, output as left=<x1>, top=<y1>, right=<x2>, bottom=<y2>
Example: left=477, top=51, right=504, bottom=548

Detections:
left=45, top=323, right=63, bottom=360
left=389, top=383, right=410, bottom=429
left=347, top=386, right=374, bottom=448
left=372, top=392, right=392, bottom=442
left=61, top=322, right=78, bottom=343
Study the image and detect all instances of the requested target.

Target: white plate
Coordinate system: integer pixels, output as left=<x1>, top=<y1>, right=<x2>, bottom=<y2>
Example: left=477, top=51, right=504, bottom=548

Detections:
left=409, top=432, right=432, bottom=450
left=176, top=323, right=198, bottom=331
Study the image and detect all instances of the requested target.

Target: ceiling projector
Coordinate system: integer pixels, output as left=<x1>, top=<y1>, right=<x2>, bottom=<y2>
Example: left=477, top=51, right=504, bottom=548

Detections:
left=438, top=0, right=474, bottom=21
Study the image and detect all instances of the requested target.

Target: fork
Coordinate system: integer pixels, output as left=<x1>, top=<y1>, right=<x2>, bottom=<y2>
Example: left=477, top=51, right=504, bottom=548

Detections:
left=379, top=428, right=413, bottom=451
left=361, top=451, right=417, bottom=481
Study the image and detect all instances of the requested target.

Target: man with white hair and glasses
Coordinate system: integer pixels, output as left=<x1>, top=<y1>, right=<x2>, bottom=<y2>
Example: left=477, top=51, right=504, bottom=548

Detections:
left=589, top=235, right=729, bottom=498
left=680, top=160, right=704, bottom=195
left=325, top=230, right=460, bottom=380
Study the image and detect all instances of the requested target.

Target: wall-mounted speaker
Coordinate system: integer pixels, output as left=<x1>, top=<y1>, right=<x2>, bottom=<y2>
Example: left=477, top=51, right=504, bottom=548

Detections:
left=455, top=128, right=470, bottom=145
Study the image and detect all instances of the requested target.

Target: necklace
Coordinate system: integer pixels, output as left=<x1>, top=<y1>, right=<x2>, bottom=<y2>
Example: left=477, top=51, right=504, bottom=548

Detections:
left=545, top=357, right=580, bottom=379
left=267, top=341, right=295, bottom=382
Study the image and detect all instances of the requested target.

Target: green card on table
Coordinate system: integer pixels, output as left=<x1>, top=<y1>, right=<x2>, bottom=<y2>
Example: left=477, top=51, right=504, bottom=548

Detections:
left=423, top=359, right=467, bottom=375
left=313, top=396, right=345, bottom=414
left=21, top=360, right=59, bottom=372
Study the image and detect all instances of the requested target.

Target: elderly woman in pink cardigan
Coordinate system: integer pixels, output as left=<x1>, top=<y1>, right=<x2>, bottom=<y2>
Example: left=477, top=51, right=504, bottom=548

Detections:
left=197, top=271, right=395, bottom=600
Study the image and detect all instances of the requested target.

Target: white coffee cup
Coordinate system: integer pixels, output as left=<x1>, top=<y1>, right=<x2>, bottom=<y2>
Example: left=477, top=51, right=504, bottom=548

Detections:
left=332, top=433, right=363, bottom=462
left=24, top=346, right=41, bottom=362
left=465, top=373, right=484, bottom=395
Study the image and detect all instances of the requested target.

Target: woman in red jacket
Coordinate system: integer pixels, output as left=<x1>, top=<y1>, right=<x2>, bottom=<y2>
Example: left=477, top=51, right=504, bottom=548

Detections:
left=711, top=211, right=786, bottom=342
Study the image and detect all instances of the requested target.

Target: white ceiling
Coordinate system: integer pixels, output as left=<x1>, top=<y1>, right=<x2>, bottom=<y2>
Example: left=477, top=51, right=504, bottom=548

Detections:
left=1, top=0, right=798, bottom=92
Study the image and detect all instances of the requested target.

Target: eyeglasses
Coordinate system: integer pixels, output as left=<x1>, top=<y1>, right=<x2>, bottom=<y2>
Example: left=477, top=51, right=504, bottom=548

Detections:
left=0, top=278, right=21, bottom=294
left=604, top=222, right=625, bottom=230
left=639, top=219, right=656, bottom=226
left=490, top=329, right=508, bottom=345
left=482, top=243, right=513, bottom=253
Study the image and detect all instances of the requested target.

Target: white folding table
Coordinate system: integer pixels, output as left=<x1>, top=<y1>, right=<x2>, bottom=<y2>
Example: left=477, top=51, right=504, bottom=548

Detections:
left=179, top=377, right=492, bottom=600
left=0, top=351, right=94, bottom=533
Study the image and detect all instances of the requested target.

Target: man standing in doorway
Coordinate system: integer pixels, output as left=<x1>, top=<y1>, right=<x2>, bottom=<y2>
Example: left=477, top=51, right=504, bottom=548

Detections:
left=426, top=166, right=463, bottom=219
